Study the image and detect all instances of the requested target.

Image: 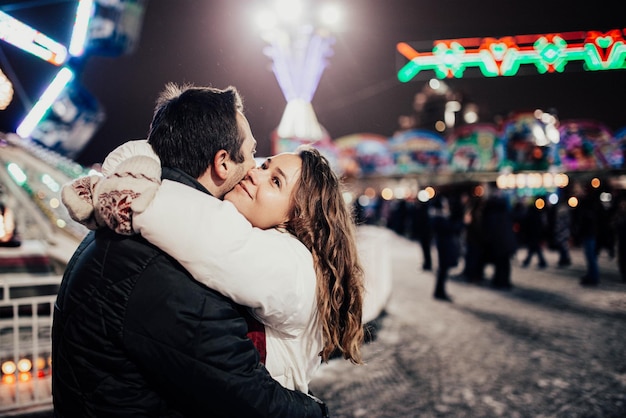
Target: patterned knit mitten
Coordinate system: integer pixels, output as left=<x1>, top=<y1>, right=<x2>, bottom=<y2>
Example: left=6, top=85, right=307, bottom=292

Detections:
left=61, top=175, right=105, bottom=230
left=93, top=155, right=161, bottom=235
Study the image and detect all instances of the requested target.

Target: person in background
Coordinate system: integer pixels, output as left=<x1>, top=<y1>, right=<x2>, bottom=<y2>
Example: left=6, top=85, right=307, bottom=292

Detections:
left=554, top=198, right=573, bottom=267
left=521, top=199, right=548, bottom=269
left=389, top=198, right=409, bottom=236
left=573, top=184, right=601, bottom=286
left=596, top=196, right=616, bottom=259
left=53, top=83, right=329, bottom=417
left=482, top=192, right=517, bottom=290
left=411, top=199, right=433, bottom=271
left=430, top=194, right=463, bottom=301
left=459, top=193, right=485, bottom=283
left=611, top=194, right=626, bottom=282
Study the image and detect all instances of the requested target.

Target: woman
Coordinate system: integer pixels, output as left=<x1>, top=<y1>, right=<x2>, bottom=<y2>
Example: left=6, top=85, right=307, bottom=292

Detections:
left=63, top=140, right=364, bottom=393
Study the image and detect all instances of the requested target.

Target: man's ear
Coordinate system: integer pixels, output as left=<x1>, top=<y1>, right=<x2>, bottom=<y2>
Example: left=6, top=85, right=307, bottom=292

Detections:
left=212, top=149, right=231, bottom=181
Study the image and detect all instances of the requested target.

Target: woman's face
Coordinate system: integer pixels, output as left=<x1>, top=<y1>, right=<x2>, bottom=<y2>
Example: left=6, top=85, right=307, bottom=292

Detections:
left=224, top=153, right=302, bottom=229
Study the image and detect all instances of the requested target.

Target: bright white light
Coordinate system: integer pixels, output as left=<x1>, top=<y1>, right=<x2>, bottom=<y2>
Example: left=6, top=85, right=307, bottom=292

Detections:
left=417, top=189, right=430, bottom=202
left=600, top=192, right=612, bottom=203
left=273, top=0, right=304, bottom=24
left=554, top=173, right=569, bottom=188
left=445, top=100, right=461, bottom=128
left=394, top=186, right=408, bottom=199
left=319, top=3, right=342, bottom=27
left=16, top=67, right=74, bottom=138
left=527, top=173, right=542, bottom=188
left=358, top=195, right=371, bottom=206
left=540, top=112, right=556, bottom=125
left=543, top=173, right=554, bottom=188
left=548, top=193, right=559, bottom=205
left=7, top=163, right=27, bottom=185
left=41, top=173, right=60, bottom=192
left=532, top=124, right=548, bottom=146
left=276, top=99, right=324, bottom=140
left=463, top=103, right=479, bottom=123
left=496, top=175, right=506, bottom=189
left=69, top=0, right=95, bottom=56
left=429, top=78, right=441, bottom=90
left=255, top=9, right=278, bottom=31
left=505, top=174, right=516, bottom=189
left=0, top=11, right=68, bottom=65
left=546, top=124, right=560, bottom=143
left=446, top=100, right=461, bottom=112
left=464, top=109, right=478, bottom=124
left=2, top=360, right=17, bottom=375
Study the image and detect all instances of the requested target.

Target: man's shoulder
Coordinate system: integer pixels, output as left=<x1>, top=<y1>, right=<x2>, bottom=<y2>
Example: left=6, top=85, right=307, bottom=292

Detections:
left=66, top=229, right=164, bottom=282
left=93, top=228, right=163, bottom=264
left=91, top=230, right=239, bottom=302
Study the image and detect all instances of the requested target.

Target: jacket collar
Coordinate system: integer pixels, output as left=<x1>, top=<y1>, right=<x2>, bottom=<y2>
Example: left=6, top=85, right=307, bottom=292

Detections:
left=162, top=167, right=212, bottom=196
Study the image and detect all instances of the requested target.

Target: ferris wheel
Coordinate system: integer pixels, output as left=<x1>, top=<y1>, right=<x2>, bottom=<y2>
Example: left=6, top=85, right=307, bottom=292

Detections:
left=0, top=0, right=146, bottom=158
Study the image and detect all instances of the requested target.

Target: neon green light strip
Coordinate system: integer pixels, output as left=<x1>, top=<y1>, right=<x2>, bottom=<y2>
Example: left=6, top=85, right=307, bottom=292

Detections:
left=397, top=29, right=626, bottom=81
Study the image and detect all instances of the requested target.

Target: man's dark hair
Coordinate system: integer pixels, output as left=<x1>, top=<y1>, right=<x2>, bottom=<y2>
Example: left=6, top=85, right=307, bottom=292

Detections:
left=147, top=83, right=246, bottom=178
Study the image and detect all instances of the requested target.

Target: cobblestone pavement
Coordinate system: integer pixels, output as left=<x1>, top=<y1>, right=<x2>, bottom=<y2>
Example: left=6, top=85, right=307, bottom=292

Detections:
left=309, top=233, right=626, bottom=418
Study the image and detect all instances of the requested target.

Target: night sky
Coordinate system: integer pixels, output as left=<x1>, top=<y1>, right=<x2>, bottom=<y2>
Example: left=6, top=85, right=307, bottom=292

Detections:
left=1, top=0, right=625, bottom=166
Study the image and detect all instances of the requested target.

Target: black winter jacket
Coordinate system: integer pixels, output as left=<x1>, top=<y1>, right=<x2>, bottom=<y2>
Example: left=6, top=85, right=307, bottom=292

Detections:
left=52, top=168, right=325, bottom=417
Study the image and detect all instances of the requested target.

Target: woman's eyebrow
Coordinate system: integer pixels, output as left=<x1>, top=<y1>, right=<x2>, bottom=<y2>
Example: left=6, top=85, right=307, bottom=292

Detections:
left=265, top=158, right=289, bottom=185
left=276, top=167, right=288, bottom=184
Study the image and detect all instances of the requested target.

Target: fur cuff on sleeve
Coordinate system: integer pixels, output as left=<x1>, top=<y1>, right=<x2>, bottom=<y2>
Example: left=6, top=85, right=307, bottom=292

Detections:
left=101, top=139, right=160, bottom=176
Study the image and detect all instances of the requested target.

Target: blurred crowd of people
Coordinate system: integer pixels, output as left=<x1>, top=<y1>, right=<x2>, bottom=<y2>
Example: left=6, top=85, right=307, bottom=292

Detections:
left=354, top=181, right=626, bottom=301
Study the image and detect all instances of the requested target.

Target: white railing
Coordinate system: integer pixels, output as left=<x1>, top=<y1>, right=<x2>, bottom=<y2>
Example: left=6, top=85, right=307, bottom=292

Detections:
left=0, top=274, right=60, bottom=415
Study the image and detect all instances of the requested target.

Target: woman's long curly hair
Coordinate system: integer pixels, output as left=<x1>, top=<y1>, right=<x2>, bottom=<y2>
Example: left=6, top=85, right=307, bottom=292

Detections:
left=284, top=146, right=364, bottom=364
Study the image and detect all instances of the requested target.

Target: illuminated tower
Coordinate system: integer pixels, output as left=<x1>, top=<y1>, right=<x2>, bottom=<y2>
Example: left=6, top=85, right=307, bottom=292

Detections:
left=255, top=0, right=342, bottom=153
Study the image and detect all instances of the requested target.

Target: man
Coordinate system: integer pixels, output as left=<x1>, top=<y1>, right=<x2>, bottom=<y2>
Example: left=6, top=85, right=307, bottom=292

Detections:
left=52, top=83, right=328, bottom=417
